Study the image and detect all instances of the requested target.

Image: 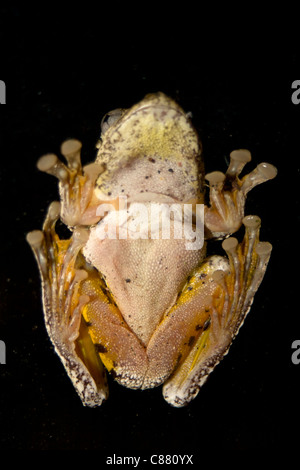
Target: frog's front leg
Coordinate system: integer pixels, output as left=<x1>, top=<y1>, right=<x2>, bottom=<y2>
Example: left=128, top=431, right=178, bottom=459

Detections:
left=204, top=149, right=277, bottom=238
left=162, top=215, right=272, bottom=407
left=26, top=202, right=108, bottom=407
left=36, top=139, right=105, bottom=227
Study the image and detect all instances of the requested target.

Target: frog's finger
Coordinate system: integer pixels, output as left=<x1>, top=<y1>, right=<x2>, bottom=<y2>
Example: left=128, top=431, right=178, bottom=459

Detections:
left=37, top=140, right=104, bottom=226
left=162, top=216, right=272, bottom=407
left=204, top=149, right=277, bottom=238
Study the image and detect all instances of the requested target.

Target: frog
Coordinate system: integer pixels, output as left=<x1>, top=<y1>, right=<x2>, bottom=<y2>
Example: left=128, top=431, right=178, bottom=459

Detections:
left=26, top=92, right=277, bottom=407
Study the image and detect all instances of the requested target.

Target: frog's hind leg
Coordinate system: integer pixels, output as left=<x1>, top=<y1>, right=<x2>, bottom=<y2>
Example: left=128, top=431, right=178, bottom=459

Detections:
left=27, top=201, right=108, bottom=407
left=204, top=149, right=277, bottom=238
left=162, top=215, right=272, bottom=407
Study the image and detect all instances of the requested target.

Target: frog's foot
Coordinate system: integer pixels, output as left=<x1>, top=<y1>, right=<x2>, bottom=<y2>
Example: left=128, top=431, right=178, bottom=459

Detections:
left=37, top=139, right=105, bottom=227
left=204, top=149, right=277, bottom=238
left=26, top=201, right=108, bottom=407
left=162, top=215, right=272, bottom=407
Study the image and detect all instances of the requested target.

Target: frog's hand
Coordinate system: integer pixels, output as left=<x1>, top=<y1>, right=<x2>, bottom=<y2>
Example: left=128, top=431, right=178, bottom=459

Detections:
left=204, top=149, right=277, bottom=238
left=27, top=202, right=108, bottom=407
left=36, top=139, right=105, bottom=227
left=163, top=215, right=272, bottom=407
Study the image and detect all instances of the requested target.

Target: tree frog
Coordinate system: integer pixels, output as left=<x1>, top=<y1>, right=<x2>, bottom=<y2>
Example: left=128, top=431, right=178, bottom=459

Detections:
left=27, top=93, right=277, bottom=407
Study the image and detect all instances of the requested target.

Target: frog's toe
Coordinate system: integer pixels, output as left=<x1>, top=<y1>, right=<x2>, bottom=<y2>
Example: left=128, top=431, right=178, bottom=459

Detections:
left=27, top=201, right=108, bottom=408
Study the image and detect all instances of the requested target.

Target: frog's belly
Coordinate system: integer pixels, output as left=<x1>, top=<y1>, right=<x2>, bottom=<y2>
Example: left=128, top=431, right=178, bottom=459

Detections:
left=83, top=234, right=204, bottom=346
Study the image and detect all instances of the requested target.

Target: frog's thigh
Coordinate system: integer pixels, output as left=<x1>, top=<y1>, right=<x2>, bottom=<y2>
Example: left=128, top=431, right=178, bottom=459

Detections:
left=80, top=275, right=148, bottom=389
left=143, top=255, right=229, bottom=389
left=162, top=215, right=272, bottom=407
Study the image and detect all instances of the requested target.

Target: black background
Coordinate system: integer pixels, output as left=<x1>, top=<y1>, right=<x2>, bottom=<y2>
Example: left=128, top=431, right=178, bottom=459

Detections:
left=0, top=6, right=299, bottom=459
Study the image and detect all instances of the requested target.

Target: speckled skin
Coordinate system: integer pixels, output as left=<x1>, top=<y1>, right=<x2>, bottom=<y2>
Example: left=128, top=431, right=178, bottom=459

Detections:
left=27, top=93, right=277, bottom=407
left=95, top=93, right=204, bottom=203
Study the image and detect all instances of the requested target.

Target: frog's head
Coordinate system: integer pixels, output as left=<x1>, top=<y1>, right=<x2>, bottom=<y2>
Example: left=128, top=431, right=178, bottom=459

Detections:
left=95, top=93, right=204, bottom=203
